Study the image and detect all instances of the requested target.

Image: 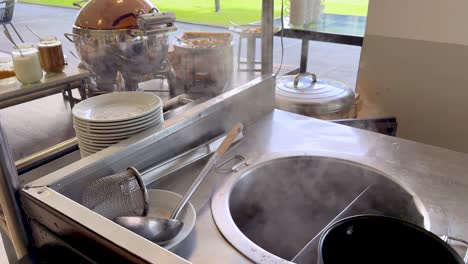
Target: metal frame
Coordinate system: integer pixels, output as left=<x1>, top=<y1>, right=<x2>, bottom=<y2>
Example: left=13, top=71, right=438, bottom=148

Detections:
left=0, top=120, right=31, bottom=260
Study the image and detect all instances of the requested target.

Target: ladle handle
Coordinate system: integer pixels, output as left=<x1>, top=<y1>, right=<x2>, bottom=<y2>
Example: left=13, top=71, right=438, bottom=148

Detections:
left=170, top=123, right=244, bottom=220
left=216, top=123, right=244, bottom=156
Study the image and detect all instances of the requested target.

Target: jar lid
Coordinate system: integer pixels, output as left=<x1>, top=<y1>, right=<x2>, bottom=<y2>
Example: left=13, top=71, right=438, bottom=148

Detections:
left=74, top=0, right=156, bottom=30
left=38, top=36, right=60, bottom=46
left=276, top=73, right=355, bottom=114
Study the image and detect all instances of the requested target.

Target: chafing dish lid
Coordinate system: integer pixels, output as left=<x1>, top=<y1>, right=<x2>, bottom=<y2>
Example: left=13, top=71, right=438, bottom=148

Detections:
left=74, top=0, right=156, bottom=30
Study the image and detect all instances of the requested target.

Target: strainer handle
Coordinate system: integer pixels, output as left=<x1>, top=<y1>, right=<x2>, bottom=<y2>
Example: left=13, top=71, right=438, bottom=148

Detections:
left=293, top=73, right=317, bottom=88
left=127, top=167, right=149, bottom=216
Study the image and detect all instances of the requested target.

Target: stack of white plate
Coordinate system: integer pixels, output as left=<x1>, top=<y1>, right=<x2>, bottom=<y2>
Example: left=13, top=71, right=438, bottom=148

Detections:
left=72, top=92, right=163, bottom=158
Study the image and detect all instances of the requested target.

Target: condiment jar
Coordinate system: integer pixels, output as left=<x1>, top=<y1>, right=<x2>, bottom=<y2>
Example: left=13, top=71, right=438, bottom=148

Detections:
left=37, top=36, right=65, bottom=73
left=0, top=57, right=16, bottom=85
left=11, top=43, right=43, bottom=84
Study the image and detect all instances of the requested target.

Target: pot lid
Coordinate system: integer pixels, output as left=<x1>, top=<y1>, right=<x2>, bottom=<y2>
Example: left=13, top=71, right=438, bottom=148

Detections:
left=276, top=73, right=355, bottom=114
left=74, top=0, right=157, bottom=30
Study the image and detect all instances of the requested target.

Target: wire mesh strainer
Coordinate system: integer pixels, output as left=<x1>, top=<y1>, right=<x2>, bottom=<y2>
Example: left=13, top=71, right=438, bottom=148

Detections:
left=82, top=167, right=149, bottom=220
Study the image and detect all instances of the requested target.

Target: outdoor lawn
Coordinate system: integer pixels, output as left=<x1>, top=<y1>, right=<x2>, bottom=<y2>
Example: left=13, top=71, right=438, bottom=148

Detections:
left=20, top=0, right=368, bottom=26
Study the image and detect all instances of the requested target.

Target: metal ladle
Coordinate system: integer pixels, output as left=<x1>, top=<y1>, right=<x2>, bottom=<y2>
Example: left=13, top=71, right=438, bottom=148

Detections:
left=3, top=30, right=23, bottom=56
left=25, top=26, right=42, bottom=40
left=115, top=123, right=244, bottom=244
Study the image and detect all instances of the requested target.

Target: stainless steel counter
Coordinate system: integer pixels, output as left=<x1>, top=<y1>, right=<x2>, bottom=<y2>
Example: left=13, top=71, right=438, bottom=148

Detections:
left=143, top=109, right=468, bottom=263
left=20, top=85, right=468, bottom=263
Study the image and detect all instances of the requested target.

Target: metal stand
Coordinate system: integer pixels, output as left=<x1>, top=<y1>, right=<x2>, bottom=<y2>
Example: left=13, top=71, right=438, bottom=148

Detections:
left=0, top=118, right=31, bottom=260
left=237, top=36, right=262, bottom=72
left=261, top=0, right=274, bottom=74
left=2, top=23, right=23, bottom=43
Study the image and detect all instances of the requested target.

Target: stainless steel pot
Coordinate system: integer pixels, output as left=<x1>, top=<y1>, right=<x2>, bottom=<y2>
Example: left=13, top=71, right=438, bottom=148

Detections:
left=275, top=73, right=356, bottom=120
left=170, top=32, right=234, bottom=95
left=65, top=0, right=176, bottom=91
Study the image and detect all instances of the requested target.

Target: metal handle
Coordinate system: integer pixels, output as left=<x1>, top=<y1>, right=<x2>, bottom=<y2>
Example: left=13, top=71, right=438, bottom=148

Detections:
left=170, top=123, right=244, bottom=220
left=441, top=235, right=468, bottom=263
left=72, top=0, right=87, bottom=8
left=215, top=155, right=249, bottom=173
left=126, top=167, right=149, bottom=217
left=64, top=33, right=80, bottom=43
left=293, top=72, right=317, bottom=88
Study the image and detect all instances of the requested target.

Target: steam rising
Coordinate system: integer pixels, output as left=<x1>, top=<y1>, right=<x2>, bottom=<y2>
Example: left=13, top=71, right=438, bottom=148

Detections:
left=228, top=156, right=423, bottom=261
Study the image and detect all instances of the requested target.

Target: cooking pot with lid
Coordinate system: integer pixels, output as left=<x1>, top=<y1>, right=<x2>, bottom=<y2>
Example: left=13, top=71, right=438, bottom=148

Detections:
left=275, top=73, right=356, bottom=120
left=65, top=0, right=176, bottom=91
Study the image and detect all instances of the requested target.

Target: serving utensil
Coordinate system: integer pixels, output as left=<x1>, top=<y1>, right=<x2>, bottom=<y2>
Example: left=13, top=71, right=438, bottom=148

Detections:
left=115, top=123, right=244, bottom=244
left=175, top=36, right=193, bottom=47
left=25, top=26, right=42, bottom=40
left=4, top=30, right=23, bottom=56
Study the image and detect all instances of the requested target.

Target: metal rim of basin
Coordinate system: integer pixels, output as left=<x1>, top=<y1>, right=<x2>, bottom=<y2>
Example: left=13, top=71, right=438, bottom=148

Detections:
left=211, top=154, right=429, bottom=264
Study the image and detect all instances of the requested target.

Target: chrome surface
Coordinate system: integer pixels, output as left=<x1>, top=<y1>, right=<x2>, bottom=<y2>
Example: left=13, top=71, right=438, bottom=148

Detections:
left=17, top=72, right=468, bottom=263
left=140, top=132, right=243, bottom=186
left=21, top=76, right=275, bottom=263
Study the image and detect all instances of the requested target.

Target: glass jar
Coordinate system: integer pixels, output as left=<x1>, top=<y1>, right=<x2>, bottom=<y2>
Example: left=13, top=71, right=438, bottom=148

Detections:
left=37, top=36, right=65, bottom=73
left=0, top=57, right=16, bottom=85
left=11, top=43, right=43, bottom=84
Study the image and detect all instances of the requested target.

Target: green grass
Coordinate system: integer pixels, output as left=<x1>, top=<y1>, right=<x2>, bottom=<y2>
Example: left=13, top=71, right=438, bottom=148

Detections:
left=20, top=0, right=368, bottom=26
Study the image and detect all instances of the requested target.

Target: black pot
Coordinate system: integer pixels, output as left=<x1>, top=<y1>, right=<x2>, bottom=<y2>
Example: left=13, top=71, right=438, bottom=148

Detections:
left=319, top=215, right=465, bottom=264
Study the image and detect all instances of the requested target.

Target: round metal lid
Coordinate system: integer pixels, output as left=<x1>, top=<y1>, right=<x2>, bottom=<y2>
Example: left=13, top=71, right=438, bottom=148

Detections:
left=74, top=0, right=156, bottom=30
left=276, top=73, right=355, bottom=114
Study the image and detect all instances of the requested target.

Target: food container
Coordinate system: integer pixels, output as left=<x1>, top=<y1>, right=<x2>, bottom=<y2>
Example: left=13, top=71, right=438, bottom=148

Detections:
left=38, top=36, right=65, bottom=73
left=275, top=73, right=355, bottom=120
left=64, top=0, right=176, bottom=92
left=11, top=43, right=43, bottom=84
left=0, top=57, right=15, bottom=79
left=171, top=32, right=234, bottom=95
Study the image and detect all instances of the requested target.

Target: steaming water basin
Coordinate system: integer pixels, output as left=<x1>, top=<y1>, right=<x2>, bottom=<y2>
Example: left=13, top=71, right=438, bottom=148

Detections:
left=211, top=156, right=426, bottom=263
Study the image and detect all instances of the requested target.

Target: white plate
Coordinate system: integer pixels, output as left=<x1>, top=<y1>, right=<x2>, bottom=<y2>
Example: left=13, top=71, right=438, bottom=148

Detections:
left=146, top=189, right=196, bottom=251
left=74, top=117, right=161, bottom=134
left=75, top=122, right=162, bottom=139
left=72, top=92, right=162, bottom=123
left=80, top=149, right=92, bottom=158
left=78, top=143, right=105, bottom=153
left=78, top=138, right=118, bottom=148
left=73, top=108, right=163, bottom=128
left=77, top=136, right=123, bottom=145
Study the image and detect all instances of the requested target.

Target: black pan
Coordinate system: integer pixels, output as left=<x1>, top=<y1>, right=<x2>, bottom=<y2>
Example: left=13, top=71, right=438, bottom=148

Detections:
left=319, top=215, right=465, bottom=264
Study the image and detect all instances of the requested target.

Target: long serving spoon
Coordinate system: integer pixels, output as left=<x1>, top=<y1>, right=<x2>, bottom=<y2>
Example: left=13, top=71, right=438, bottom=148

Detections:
left=115, top=123, right=244, bottom=244
left=25, top=26, right=42, bottom=40
left=4, top=30, right=23, bottom=56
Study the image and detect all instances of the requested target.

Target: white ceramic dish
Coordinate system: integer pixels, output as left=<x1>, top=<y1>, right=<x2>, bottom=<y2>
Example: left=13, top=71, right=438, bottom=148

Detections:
left=75, top=122, right=162, bottom=140
left=76, top=136, right=123, bottom=145
left=72, top=92, right=162, bottom=123
left=78, top=143, right=105, bottom=153
left=73, top=110, right=162, bottom=129
left=146, top=189, right=196, bottom=251
left=78, top=142, right=106, bottom=152
left=73, top=111, right=163, bottom=129
left=77, top=139, right=117, bottom=148
left=74, top=118, right=161, bottom=134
